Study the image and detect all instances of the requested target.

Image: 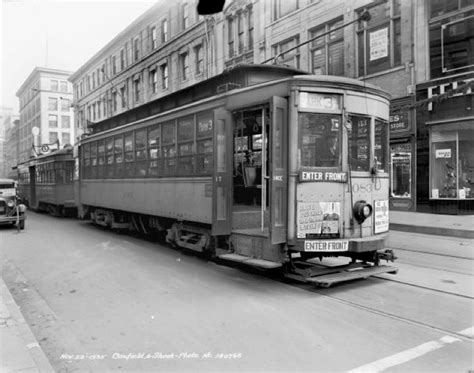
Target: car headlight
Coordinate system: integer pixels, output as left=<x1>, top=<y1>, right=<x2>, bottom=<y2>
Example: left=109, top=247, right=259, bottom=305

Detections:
left=7, top=200, right=15, bottom=208
left=353, top=200, right=373, bottom=224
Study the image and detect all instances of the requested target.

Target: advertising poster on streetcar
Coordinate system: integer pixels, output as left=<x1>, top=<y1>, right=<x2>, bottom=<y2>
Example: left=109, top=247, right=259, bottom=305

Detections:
left=297, top=202, right=340, bottom=238
left=374, top=200, right=389, bottom=233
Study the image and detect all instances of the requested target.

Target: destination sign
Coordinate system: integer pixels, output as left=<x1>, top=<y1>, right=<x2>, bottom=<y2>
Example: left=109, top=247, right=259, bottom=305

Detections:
left=299, top=92, right=341, bottom=111
left=300, top=171, right=347, bottom=183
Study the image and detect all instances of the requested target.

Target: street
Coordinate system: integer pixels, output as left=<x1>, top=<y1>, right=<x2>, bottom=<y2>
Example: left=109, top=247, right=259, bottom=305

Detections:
left=1, top=211, right=473, bottom=372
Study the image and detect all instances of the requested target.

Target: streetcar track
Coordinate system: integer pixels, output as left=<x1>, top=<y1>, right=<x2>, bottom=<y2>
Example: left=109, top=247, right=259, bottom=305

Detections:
left=302, top=283, right=474, bottom=343
left=393, top=260, right=473, bottom=276
left=387, top=246, right=473, bottom=261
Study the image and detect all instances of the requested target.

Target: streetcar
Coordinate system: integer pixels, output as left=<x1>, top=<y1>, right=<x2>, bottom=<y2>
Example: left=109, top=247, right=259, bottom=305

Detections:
left=77, top=64, right=397, bottom=286
left=17, top=147, right=77, bottom=217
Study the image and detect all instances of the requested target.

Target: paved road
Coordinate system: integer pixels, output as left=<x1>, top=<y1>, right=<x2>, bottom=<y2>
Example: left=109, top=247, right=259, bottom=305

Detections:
left=1, top=212, right=473, bottom=372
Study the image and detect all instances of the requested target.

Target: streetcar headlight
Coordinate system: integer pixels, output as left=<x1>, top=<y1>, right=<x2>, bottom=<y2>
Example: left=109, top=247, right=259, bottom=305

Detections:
left=7, top=200, right=15, bottom=208
left=353, top=200, right=372, bottom=224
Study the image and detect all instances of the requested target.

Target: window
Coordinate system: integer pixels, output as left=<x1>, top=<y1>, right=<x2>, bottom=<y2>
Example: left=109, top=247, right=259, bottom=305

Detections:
left=272, top=36, right=300, bottom=68
left=120, top=48, right=126, bottom=70
left=114, top=136, right=124, bottom=178
left=133, top=79, right=140, bottom=102
left=181, top=52, right=189, bottom=80
left=162, top=121, right=176, bottom=175
left=101, top=64, right=106, bottom=83
left=60, top=98, right=70, bottom=112
left=49, top=114, right=58, bottom=128
left=228, top=18, right=234, bottom=58
left=195, top=45, right=203, bottom=74
left=135, top=129, right=147, bottom=176
left=178, top=116, right=194, bottom=175
left=51, top=80, right=60, bottom=91
left=391, top=145, right=412, bottom=198
left=299, top=113, right=341, bottom=168
left=92, top=103, right=96, bottom=121
left=348, top=116, right=370, bottom=171
left=103, top=98, right=107, bottom=117
left=61, top=115, right=70, bottom=129
left=120, top=86, right=127, bottom=108
left=161, top=64, right=169, bottom=89
left=90, top=142, right=97, bottom=178
left=92, top=72, right=96, bottom=89
left=357, top=0, right=401, bottom=76
left=134, top=38, right=140, bottom=61
left=112, top=56, right=117, bottom=75
left=430, top=129, right=474, bottom=199
left=248, top=6, right=254, bottom=50
left=161, top=19, right=168, bottom=43
left=237, top=12, right=244, bottom=54
left=112, top=91, right=118, bottom=111
left=79, top=82, right=84, bottom=97
left=150, top=69, right=158, bottom=94
left=48, top=97, right=58, bottom=111
left=124, top=133, right=134, bottom=176
left=105, top=138, right=114, bottom=177
left=62, top=132, right=70, bottom=146
left=148, top=125, right=161, bottom=176
left=429, top=4, right=474, bottom=78
left=196, top=111, right=213, bottom=174
left=151, top=26, right=157, bottom=49
left=182, top=3, right=189, bottom=30
left=49, top=131, right=58, bottom=144
left=374, top=119, right=389, bottom=173
left=273, top=0, right=298, bottom=20
left=310, top=18, right=344, bottom=76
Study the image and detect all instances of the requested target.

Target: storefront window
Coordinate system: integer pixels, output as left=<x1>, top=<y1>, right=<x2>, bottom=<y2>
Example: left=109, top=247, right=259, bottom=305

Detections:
left=299, top=113, right=341, bottom=168
left=431, top=129, right=474, bottom=199
left=391, top=148, right=411, bottom=198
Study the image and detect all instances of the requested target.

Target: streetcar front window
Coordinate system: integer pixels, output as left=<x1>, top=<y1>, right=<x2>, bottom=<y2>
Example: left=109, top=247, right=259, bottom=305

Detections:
left=299, top=113, right=341, bottom=168
left=374, top=119, right=389, bottom=173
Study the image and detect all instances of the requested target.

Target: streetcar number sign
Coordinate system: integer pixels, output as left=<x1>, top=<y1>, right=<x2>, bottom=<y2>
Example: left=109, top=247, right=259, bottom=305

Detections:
left=304, top=240, right=348, bottom=252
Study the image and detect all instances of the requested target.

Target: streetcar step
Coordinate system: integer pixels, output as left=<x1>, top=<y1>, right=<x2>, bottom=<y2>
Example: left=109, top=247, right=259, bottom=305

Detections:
left=304, top=265, right=398, bottom=287
left=218, top=253, right=282, bottom=269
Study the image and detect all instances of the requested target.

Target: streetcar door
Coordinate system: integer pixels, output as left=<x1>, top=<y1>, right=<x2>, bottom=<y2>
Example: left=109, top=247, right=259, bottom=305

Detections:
left=212, top=108, right=233, bottom=235
left=270, top=96, right=288, bottom=244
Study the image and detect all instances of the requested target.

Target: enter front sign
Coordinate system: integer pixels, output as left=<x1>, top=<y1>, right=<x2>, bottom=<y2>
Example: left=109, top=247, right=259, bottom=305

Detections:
left=300, top=171, right=348, bottom=182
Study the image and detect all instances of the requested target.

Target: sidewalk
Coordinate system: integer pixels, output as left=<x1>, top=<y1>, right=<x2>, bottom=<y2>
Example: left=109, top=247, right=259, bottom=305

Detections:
left=390, top=210, right=474, bottom=239
left=0, top=277, right=54, bottom=373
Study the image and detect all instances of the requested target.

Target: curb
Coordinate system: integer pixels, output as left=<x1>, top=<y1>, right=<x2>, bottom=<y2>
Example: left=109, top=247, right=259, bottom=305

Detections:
left=0, top=278, right=55, bottom=373
left=389, top=223, right=474, bottom=239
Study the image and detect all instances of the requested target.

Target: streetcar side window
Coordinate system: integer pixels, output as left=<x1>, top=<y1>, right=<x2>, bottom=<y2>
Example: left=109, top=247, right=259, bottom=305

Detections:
left=196, top=111, right=213, bottom=174
left=299, top=113, right=341, bottom=168
left=374, top=119, right=389, bottom=173
left=147, top=125, right=161, bottom=177
left=135, top=129, right=147, bottom=177
left=114, top=135, right=124, bottom=178
left=124, top=132, right=134, bottom=177
left=177, top=116, right=195, bottom=175
left=90, top=142, right=97, bottom=179
left=162, top=121, right=176, bottom=175
left=348, top=115, right=370, bottom=172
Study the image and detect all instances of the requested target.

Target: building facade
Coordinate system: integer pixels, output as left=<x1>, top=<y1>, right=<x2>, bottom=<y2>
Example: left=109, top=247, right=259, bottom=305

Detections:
left=71, top=0, right=473, bottom=214
left=15, top=67, right=74, bottom=163
left=412, top=0, right=474, bottom=214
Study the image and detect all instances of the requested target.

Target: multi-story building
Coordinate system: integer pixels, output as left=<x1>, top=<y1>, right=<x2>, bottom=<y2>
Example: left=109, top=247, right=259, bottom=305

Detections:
left=413, top=0, right=474, bottom=214
left=0, top=106, right=14, bottom=177
left=16, top=67, right=74, bottom=163
left=71, top=0, right=473, bottom=213
left=4, top=119, right=20, bottom=179
left=69, top=0, right=210, bottom=138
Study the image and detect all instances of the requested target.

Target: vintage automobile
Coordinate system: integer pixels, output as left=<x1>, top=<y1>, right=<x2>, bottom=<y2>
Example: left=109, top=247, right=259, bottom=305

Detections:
left=0, top=178, right=26, bottom=229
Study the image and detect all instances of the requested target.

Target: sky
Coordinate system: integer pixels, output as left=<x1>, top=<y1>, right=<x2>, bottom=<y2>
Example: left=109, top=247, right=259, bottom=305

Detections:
left=1, top=0, right=157, bottom=114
